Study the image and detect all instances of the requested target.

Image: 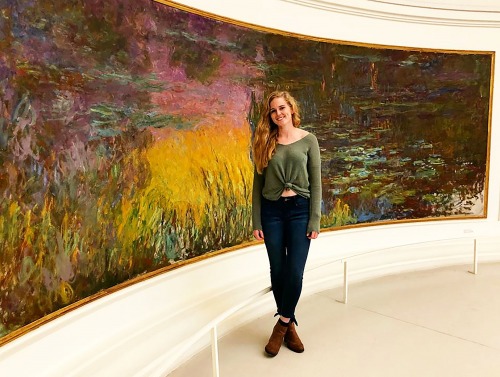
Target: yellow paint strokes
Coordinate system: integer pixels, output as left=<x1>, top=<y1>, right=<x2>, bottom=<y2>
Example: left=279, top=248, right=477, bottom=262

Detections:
left=145, top=121, right=253, bottom=229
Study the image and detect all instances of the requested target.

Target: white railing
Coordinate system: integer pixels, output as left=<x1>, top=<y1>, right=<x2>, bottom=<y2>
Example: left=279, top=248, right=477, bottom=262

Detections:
left=177, top=235, right=481, bottom=377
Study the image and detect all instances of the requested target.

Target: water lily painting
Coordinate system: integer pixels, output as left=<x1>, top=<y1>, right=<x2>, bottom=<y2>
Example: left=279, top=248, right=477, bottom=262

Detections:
left=0, top=0, right=492, bottom=341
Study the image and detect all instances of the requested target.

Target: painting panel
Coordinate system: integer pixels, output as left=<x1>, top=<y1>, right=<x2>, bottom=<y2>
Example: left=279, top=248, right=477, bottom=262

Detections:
left=0, top=0, right=492, bottom=341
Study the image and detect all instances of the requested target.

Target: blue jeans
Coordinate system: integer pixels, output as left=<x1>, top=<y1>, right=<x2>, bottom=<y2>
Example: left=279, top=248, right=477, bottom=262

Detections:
left=261, top=195, right=311, bottom=320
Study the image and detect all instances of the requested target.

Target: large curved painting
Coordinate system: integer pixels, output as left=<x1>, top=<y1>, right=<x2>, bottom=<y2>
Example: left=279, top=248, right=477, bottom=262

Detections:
left=0, top=0, right=492, bottom=341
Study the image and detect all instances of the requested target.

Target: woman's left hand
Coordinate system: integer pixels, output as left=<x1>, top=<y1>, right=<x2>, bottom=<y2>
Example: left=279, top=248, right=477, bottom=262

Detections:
left=307, top=231, right=319, bottom=240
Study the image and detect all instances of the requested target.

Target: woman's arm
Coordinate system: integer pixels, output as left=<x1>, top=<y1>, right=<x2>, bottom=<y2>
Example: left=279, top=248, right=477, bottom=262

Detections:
left=307, top=135, right=322, bottom=235
left=252, top=166, right=265, bottom=233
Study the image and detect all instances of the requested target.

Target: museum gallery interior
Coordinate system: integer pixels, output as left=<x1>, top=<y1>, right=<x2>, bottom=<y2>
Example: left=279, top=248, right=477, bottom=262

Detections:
left=0, top=0, right=499, bottom=376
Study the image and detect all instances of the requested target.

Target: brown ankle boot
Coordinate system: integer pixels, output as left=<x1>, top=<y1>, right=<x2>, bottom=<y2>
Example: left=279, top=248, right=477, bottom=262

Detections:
left=284, top=322, right=304, bottom=353
left=265, top=320, right=288, bottom=356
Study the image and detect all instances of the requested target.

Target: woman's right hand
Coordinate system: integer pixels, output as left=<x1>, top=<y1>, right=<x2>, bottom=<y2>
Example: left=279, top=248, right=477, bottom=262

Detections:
left=253, top=229, right=264, bottom=240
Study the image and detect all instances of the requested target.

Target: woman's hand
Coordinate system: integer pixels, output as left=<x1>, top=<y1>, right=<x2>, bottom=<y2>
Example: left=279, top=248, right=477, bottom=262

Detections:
left=253, top=229, right=264, bottom=240
left=307, top=231, right=319, bottom=240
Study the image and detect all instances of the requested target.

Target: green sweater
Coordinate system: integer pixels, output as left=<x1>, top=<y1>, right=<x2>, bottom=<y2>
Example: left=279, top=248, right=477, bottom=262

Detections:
left=252, top=133, right=322, bottom=233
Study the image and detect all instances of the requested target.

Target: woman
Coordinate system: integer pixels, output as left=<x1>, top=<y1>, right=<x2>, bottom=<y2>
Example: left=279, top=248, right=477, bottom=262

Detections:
left=252, top=90, right=322, bottom=356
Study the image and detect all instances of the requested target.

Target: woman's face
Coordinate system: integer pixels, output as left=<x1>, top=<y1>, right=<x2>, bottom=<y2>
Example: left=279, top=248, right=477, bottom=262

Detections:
left=269, top=97, right=294, bottom=128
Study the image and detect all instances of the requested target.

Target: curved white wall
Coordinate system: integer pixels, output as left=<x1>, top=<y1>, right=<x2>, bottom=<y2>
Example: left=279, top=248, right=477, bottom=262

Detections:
left=1, top=1, right=499, bottom=376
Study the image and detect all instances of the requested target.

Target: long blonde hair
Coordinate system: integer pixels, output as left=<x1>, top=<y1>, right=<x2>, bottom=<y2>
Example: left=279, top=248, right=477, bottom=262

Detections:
left=252, top=91, right=301, bottom=173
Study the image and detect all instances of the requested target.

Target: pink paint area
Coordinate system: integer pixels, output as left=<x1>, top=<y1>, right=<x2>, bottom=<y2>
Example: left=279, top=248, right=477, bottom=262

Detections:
left=147, top=40, right=263, bottom=140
